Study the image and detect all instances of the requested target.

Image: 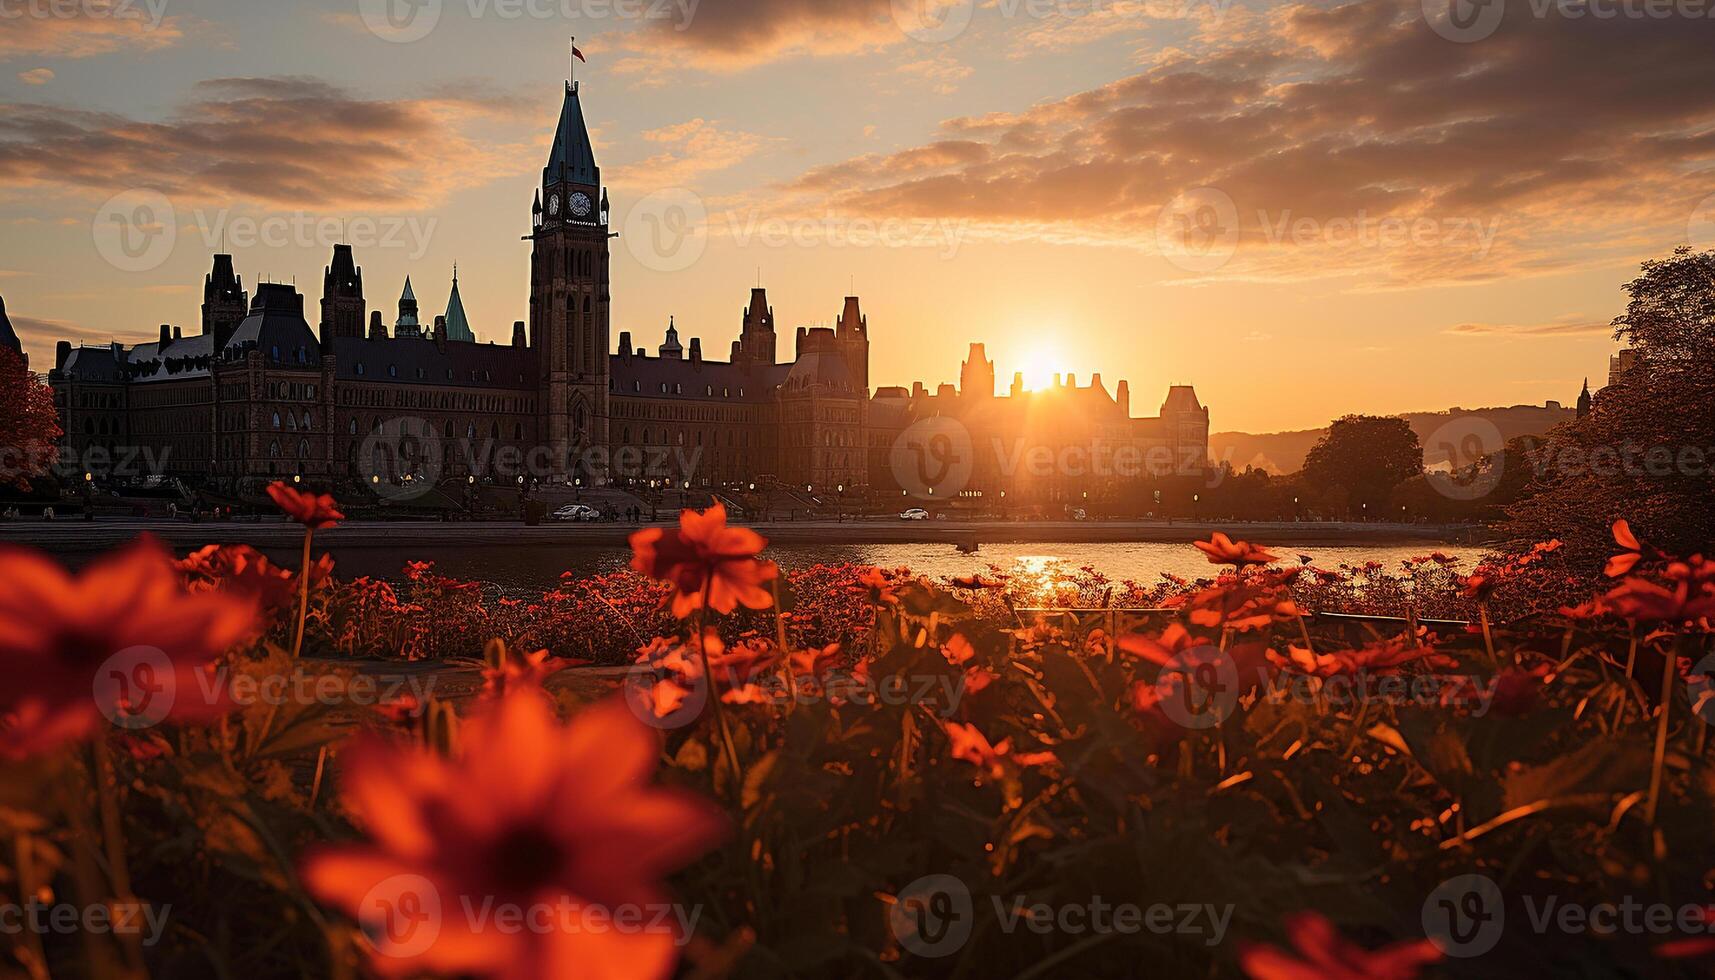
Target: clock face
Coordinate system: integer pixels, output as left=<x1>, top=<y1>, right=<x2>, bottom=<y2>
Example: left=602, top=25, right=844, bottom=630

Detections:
left=547, top=194, right=560, bottom=216
left=569, top=192, right=592, bottom=218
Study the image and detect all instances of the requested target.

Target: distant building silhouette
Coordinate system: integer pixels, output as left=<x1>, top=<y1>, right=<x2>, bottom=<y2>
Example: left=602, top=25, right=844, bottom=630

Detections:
left=44, top=73, right=1208, bottom=498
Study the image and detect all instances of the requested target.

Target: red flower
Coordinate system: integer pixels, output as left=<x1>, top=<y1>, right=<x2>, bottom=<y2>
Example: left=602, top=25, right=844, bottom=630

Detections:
left=1606, top=519, right=1644, bottom=578
left=788, top=643, right=843, bottom=678
left=1241, top=912, right=1441, bottom=980
left=1270, top=637, right=1449, bottom=678
left=1117, top=623, right=1202, bottom=666
left=267, top=481, right=344, bottom=530
left=944, top=721, right=1055, bottom=780
left=302, top=693, right=726, bottom=980
left=481, top=648, right=577, bottom=700
left=0, top=538, right=258, bottom=758
left=940, top=633, right=976, bottom=667
left=178, top=543, right=299, bottom=612
left=629, top=503, right=778, bottom=619
left=1194, top=532, right=1280, bottom=568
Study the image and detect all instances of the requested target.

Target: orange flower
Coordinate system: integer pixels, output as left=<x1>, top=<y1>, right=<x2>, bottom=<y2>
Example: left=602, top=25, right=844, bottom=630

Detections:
left=1187, top=582, right=1302, bottom=632
left=0, top=538, right=258, bottom=758
left=267, top=481, right=344, bottom=529
left=1269, top=637, right=1450, bottom=678
left=629, top=503, right=778, bottom=619
left=787, top=643, right=843, bottom=678
left=302, top=693, right=726, bottom=980
left=940, top=633, right=976, bottom=667
left=481, top=648, right=578, bottom=700
left=1117, top=623, right=1202, bottom=666
left=943, top=721, right=1056, bottom=781
left=1194, top=532, right=1280, bottom=568
left=1241, top=912, right=1441, bottom=980
left=1605, top=519, right=1647, bottom=577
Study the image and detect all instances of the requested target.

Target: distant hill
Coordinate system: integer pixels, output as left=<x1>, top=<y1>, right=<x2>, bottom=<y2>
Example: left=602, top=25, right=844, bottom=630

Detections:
left=1212, top=402, right=1578, bottom=475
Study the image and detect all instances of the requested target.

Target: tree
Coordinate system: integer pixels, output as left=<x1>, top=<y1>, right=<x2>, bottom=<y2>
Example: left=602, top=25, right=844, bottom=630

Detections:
left=0, top=346, right=60, bottom=491
left=1505, top=248, right=1715, bottom=566
left=1301, top=415, right=1422, bottom=517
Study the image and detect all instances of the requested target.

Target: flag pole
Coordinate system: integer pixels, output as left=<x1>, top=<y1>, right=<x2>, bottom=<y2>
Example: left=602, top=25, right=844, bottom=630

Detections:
left=569, top=36, right=576, bottom=88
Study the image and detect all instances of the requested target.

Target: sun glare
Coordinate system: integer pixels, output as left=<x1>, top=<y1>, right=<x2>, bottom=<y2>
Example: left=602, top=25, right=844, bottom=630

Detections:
left=1019, top=347, right=1071, bottom=391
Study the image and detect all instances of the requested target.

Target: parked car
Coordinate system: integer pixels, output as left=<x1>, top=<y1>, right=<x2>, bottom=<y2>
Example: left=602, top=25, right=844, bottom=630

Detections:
left=553, top=504, right=602, bottom=522
left=899, top=508, right=930, bottom=521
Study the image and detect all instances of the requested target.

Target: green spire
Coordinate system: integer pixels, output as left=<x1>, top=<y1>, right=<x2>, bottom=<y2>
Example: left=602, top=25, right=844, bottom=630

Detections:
left=442, top=266, right=474, bottom=343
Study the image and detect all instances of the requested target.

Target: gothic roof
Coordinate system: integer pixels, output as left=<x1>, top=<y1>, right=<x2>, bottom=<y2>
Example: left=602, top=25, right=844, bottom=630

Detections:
left=331, top=336, right=535, bottom=390
left=223, top=283, right=322, bottom=365
left=785, top=349, right=856, bottom=393
left=59, top=344, right=125, bottom=383
left=442, top=274, right=475, bottom=343
left=544, top=82, right=599, bottom=188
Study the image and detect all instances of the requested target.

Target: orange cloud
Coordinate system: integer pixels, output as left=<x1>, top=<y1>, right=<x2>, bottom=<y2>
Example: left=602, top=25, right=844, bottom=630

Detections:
left=771, top=0, right=1715, bottom=285
left=628, top=0, right=905, bottom=68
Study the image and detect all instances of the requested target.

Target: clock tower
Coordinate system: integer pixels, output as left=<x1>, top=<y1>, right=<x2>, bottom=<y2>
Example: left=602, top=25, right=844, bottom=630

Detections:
left=532, top=78, right=612, bottom=484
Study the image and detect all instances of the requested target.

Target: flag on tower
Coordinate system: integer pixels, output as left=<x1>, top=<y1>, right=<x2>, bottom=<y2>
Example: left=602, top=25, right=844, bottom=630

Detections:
left=572, top=39, right=585, bottom=63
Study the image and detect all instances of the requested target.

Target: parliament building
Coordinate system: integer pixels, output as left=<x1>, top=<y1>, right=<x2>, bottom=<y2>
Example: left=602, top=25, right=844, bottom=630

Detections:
left=39, top=77, right=1209, bottom=507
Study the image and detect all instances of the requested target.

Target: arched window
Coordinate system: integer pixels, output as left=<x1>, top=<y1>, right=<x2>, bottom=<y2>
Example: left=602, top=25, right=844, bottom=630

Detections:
left=298, top=440, right=309, bottom=459
left=348, top=419, right=357, bottom=435
left=268, top=440, right=280, bottom=458
left=302, top=412, right=312, bottom=430
left=273, top=412, right=282, bottom=430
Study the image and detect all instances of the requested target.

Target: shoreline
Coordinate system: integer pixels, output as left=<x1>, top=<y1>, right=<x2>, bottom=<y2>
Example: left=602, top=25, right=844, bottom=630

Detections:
left=0, top=517, right=1487, bottom=555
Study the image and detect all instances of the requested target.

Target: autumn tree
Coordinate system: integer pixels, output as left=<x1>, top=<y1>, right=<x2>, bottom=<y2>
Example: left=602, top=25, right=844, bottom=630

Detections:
left=0, top=346, right=60, bottom=491
left=1301, top=415, right=1422, bottom=517
left=1506, top=247, right=1715, bottom=565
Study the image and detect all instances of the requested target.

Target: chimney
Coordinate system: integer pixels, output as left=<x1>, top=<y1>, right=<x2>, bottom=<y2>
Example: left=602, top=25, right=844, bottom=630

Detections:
left=433, top=316, right=448, bottom=352
left=795, top=326, right=807, bottom=358
left=1066, top=372, right=1077, bottom=388
left=619, top=331, right=632, bottom=357
left=1052, top=373, right=1062, bottom=388
left=731, top=340, right=742, bottom=361
left=369, top=311, right=388, bottom=340
left=1117, top=379, right=1131, bottom=415
left=912, top=381, right=926, bottom=399
left=690, top=338, right=702, bottom=363
left=512, top=320, right=526, bottom=348
left=159, top=324, right=171, bottom=347
left=1090, top=372, right=1102, bottom=392
left=1011, top=372, right=1024, bottom=397
left=56, top=341, right=71, bottom=371
left=173, top=325, right=182, bottom=341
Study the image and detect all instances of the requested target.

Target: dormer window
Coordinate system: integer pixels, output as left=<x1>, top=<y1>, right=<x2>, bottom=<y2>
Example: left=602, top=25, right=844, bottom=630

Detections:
left=388, top=365, right=398, bottom=378
left=356, top=363, right=365, bottom=375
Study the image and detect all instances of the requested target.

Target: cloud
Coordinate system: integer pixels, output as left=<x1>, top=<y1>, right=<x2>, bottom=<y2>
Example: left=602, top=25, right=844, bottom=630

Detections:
left=1447, top=317, right=1612, bottom=338
left=0, top=76, right=534, bottom=211
left=17, top=68, right=54, bottom=85
left=769, top=0, right=1715, bottom=285
left=9, top=312, right=128, bottom=351
left=626, top=0, right=905, bottom=69
left=897, top=55, right=974, bottom=96
left=0, top=1, right=184, bottom=60
left=612, top=117, right=773, bottom=189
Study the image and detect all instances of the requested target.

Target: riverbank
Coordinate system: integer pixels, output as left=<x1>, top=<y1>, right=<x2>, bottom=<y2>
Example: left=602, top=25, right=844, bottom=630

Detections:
left=0, top=516, right=1485, bottom=554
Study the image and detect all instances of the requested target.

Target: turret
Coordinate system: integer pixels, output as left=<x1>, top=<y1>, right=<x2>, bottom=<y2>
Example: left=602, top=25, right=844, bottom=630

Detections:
left=660, top=317, right=683, bottom=359
left=442, top=266, right=475, bottom=343
left=836, top=294, right=869, bottom=394
left=736, top=287, right=776, bottom=369
left=201, top=254, right=248, bottom=350
left=318, top=243, right=366, bottom=345
left=395, top=278, right=421, bottom=339
left=960, top=343, right=994, bottom=398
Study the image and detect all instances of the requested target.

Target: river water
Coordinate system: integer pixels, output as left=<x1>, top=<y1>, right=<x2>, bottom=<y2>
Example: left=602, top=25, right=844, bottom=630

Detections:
left=314, top=540, right=1472, bottom=593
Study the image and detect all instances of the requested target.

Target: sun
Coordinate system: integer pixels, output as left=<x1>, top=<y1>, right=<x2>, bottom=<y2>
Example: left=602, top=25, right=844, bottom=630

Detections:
left=1018, top=346, right=1072, bottom=391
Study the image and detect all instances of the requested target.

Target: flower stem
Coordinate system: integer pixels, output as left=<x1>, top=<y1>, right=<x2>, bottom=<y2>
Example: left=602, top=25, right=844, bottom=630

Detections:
left=1645, top=637, right=1684, bottom=826
left=291, top=529, right=313, bottom=660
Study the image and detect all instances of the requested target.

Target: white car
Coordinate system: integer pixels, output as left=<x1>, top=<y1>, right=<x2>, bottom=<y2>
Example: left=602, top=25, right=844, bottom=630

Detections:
left=553, top=504, right=602, bottom=522
left=899, top=508, right=930, bottom=521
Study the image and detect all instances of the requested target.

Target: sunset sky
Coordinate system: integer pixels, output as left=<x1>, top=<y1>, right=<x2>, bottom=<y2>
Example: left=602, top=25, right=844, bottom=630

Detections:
left=1, top=0, right=1708, bottom=432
